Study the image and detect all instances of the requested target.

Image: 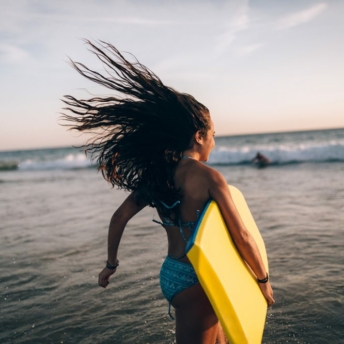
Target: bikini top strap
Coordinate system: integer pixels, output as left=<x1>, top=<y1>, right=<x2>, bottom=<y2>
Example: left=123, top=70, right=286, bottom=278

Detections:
left=152, top=200, right=180, bottom=226
left=152, top=218, right=164, bottom=226
left=152, top=214, right=177, bottom=227
left=178, top=218, right=188, bottom=243
left=159, top=200, right=180, bottom=209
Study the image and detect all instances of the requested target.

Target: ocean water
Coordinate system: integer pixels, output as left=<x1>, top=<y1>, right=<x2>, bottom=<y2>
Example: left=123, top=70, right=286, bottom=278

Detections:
left=0, top=128, right=343, bottom=343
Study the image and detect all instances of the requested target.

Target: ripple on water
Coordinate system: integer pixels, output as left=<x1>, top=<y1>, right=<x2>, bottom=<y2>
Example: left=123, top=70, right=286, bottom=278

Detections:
left=1, top=165, right=344, bottom=343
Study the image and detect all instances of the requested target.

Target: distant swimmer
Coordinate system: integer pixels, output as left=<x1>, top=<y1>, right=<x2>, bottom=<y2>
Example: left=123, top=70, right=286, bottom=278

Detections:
left=252, top=152, right=271, bottom=168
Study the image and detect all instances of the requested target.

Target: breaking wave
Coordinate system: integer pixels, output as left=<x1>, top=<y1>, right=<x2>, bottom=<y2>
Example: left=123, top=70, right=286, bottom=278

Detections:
left=208, top=141, right=344, bottom=165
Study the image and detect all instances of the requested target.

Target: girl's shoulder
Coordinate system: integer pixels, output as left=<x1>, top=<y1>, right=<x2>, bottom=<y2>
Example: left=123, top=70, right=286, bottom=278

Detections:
left=178, top=159, right=224, bottom=185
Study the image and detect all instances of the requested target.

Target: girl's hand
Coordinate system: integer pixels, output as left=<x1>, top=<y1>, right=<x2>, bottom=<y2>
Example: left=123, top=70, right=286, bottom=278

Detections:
left=98, top=267, right=116, bottom=288
left=258, top=281, right=275, bottom=306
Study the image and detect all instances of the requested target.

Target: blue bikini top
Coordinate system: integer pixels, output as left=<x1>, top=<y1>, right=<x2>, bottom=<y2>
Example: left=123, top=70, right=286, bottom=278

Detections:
left=152, top=200, right=201, bottom=243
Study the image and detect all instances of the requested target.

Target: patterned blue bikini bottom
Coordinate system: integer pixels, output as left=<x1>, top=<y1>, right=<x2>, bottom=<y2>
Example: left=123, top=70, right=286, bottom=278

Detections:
left=160, top=256, right=199, bottom=303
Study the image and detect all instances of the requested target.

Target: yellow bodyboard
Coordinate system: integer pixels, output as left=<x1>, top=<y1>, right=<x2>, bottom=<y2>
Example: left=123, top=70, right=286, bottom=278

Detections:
left=186, top=185, right=268, bottom=344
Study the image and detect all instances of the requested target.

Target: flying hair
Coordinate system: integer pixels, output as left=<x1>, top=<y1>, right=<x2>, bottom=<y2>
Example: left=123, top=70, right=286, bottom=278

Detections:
left=61, top=40, right=210, bottom=217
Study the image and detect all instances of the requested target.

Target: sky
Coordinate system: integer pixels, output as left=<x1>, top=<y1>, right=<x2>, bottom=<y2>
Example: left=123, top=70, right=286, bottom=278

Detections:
left=1, top=0, right=343, bottom=150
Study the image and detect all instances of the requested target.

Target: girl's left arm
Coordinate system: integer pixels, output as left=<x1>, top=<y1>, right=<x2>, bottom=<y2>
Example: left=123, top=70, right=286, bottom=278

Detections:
left=208, top=169, right=275, bottom=306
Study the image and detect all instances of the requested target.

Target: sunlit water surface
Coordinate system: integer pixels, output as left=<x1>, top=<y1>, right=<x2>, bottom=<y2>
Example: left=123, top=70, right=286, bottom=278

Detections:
left=1, top=130, right=344, bottom=343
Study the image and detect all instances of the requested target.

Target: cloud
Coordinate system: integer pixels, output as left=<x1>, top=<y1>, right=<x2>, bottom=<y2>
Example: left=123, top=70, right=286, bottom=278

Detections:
left=277, top=3, right=328, bottom=30
left=79, top=16, right=176, bottom=26
left=0, top=44, right=29, bottom=63
left=238, top=43, right=264, bottom=55
left=153, top=55, right=190, bottom=73
left=214, top=2, right=250, bottom=55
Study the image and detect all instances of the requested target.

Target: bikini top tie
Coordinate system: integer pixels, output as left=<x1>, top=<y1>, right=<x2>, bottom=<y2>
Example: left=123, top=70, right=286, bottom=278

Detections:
left=152, top=200, right=201, bottom=243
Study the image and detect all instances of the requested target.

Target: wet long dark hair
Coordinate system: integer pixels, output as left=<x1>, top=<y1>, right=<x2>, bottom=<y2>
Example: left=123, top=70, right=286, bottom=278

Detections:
left=61, top=40, right=210, bottom=217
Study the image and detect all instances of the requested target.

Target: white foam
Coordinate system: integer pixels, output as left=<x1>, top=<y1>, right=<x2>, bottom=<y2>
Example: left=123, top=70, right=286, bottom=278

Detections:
left=10, top=140, right=344, bottom=171
left=18, top=153, right=94, bottom=171
left=208, top=141, right=344, bottom=165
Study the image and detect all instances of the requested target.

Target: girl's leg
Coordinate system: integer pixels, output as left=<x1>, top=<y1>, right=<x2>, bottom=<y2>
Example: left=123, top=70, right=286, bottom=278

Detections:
left=172, top=283, right=220, bottom=344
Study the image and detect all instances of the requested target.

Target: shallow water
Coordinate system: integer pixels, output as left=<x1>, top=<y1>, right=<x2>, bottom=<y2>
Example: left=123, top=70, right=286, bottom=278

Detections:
left=1, top=128, right=344, bottom=343
left=1, top=161, right=343, bottom=343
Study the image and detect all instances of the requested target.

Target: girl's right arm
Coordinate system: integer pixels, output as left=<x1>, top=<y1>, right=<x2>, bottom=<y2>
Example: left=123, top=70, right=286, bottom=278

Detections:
left=98, top=192, right=146, bottom=288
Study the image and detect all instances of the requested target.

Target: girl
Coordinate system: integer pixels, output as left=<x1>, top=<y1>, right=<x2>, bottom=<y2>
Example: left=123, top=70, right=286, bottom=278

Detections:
left=62, top=40, right=274, bottom=344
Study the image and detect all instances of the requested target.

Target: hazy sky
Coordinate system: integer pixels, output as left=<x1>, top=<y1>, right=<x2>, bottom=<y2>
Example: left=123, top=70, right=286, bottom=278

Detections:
left=1, top=0, right=343, bottom=150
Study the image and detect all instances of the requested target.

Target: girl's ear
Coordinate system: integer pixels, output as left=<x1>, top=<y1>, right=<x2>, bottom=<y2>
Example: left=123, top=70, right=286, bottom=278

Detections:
left=194, top=130, right=204, bottom=145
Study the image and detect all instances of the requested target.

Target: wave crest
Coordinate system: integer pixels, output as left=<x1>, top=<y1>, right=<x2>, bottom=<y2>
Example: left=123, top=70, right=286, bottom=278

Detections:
left=208, top=142, right=344, bottom=165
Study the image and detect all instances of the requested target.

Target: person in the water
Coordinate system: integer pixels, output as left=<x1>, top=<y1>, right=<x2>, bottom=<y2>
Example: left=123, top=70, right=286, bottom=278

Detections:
left=252, top=152, right=271, bottom=167
left=62, top=40, right=274, bottom=344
